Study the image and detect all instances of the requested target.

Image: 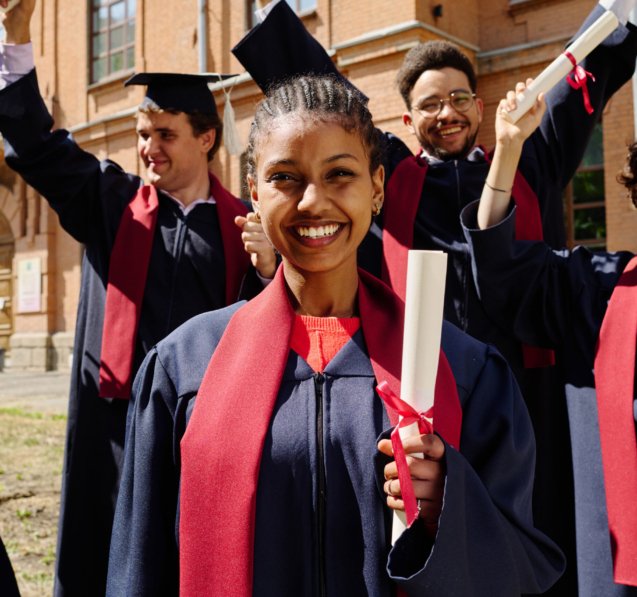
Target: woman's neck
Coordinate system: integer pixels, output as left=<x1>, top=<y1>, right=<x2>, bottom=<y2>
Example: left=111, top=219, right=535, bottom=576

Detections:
left=284, top=263, right=359, bottom=318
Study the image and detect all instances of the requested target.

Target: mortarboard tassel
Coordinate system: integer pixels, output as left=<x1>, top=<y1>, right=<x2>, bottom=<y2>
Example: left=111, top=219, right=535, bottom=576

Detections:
left=222, top=84, right=243, bottom=156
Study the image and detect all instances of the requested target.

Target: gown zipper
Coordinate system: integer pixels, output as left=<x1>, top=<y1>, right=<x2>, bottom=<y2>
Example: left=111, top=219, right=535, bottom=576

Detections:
left=454, top=160, right=469, bottom=331
left=165, top=211, right=187, bottom=334
left=314, top=372, right=327, bottom=597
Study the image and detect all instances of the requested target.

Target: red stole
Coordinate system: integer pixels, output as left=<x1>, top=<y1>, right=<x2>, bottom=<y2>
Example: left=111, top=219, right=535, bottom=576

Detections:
left=382, top=153, right=554, bottom=368
left=594, top=255, right=637, bottom=587
left=98, top=174, right=249, bottom=399
left=179, top=266, right=462, bottom=597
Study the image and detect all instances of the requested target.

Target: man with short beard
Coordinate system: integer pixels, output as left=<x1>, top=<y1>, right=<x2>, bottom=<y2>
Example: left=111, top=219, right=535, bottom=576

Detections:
left=232, top=2, right=637, bottom=595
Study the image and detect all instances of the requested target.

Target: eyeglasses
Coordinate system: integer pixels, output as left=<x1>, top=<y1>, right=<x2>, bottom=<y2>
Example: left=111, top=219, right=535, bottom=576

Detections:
left=412, top=91, right=477, bottom=118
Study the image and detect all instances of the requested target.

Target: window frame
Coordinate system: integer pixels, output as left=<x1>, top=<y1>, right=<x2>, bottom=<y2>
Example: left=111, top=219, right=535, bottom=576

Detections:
left=246, top=0, right=317, bottom=30
left=563, top=122, right=606, bottom=250
left=89, top=0, right=136, bottom=85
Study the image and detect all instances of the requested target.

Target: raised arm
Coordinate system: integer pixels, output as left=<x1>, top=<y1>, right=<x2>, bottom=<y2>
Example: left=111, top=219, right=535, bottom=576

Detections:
left=465, top=82, right=632, bottom=352
left=478, top=81, right=545, bottom=229
left=1, top=0, right=34, bottom=44
left=0, top=0, right=140, bottom=245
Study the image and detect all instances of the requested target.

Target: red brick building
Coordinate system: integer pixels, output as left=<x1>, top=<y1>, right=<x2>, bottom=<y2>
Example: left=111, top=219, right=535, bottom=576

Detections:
left=0, top=0, right=634, bottom=370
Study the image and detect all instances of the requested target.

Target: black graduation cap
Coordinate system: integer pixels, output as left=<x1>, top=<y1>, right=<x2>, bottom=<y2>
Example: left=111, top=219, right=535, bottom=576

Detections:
left=232, top=1, right=357, bottom=96
left=124, top=72, right=236, bottom=116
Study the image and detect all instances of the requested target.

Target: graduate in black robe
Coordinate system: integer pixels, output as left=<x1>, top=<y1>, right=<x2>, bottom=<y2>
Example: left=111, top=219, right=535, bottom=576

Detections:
left=231, top=5, right=637, bottom=593
left=0, top=3, right=275, bottom=596
left=462, top=81, right=637, bottom=596
left=107, top=73, right=564, bottom=596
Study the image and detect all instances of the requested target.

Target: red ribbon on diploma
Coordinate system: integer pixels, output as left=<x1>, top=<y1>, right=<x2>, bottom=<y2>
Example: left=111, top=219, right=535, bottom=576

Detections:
left=376, top=380, right=434, bottom=527
left=564, top=50, right=595, bottom=115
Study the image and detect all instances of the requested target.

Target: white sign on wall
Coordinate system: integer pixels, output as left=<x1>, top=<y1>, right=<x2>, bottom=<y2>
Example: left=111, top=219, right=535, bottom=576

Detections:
left=17, top=257, right=42, bottom=313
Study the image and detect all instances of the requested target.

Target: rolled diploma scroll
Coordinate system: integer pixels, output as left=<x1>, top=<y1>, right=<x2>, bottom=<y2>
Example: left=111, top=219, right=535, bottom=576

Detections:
left=0, top=0, right=20, bottom=14
left=507, top=10, right=619, bottom=123
left=392, top=250, right=448, bottom=544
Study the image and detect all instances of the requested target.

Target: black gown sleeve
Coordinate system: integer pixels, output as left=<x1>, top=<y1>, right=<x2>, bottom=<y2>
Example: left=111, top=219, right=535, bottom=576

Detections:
left=105, top=349, right=183, bottom=597
left=0, top=68, right=141, bottom=245
left=106, top=308, right=237, bottom=596
left=462, top=200, right=633, bottom=355
left=388, top=328, right=565, bottom=595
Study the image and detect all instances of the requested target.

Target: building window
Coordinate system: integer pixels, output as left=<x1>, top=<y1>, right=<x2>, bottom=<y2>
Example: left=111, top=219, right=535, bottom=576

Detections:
left=285, top=0, right=317, bottom=10
left=90, top=0, right=136, bottom=84
left=563, top=122, right=605, bottom=250
left=247, top=0, right=316, bottom=28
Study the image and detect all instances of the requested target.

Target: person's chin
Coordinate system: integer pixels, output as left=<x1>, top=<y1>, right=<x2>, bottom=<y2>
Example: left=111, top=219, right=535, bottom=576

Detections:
left=429, top=138, right=473, bottom=161
left=437, top=148, right=467, bottom=160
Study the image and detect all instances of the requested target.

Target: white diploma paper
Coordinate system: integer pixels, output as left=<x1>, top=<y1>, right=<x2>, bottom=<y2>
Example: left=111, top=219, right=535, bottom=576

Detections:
left=600, top=0, right=637, bottom=25
left=507, top=10, right=619, bottom=123
left=392, top=250, right=447, bottom=543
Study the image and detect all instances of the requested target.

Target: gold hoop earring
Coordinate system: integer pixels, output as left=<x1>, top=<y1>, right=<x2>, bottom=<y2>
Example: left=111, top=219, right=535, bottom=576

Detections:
left=372, top=203, right=382, bottom=217
left=253, top=210, right=261, bottom=222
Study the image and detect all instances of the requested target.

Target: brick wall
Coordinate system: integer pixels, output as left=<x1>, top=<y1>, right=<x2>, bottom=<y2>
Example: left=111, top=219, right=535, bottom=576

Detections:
left=1, top=0, right=634, bottom=368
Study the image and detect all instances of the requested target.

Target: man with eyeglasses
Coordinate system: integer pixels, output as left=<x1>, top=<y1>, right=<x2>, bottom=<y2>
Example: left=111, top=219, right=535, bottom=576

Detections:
left=387, top=30, right=635, bottom=597
left=233, top=2, right=637, bottom=595
left=400, top=55, right=479, bottom=162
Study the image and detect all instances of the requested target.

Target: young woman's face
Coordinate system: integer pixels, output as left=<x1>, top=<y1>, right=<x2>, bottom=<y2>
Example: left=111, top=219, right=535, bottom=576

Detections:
left=249, top=115, right=384, bottom=276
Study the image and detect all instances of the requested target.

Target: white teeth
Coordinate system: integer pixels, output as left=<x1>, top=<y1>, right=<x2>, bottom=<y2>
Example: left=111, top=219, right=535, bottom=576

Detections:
left=296, top=224, right=340, bottom=239
left=440, top=126, right=462, bottom=137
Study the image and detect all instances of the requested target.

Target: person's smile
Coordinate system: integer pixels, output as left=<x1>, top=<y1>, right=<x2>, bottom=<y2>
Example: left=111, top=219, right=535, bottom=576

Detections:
left=291, top=222, right=345, bottom=246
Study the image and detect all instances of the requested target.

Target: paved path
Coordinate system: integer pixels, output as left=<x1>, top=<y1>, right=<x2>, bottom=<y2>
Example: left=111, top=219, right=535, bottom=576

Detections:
left=0, top=371, right=70, bottom=415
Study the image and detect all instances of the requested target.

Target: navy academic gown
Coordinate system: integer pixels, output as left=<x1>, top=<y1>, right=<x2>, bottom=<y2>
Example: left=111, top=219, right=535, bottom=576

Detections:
left=232, top=7, right=637, bottom=593
left=0, top=536, right=20, bottom=597
left=0, top=69, right=260, bottom=597
left=106, top=295, right=565, bottom=596
left=462, top=201, right=636, bottom=597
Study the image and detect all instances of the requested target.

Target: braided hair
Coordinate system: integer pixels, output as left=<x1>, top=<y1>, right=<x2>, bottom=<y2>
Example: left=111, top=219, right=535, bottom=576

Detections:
left=246, top=74, right=383, bottom=180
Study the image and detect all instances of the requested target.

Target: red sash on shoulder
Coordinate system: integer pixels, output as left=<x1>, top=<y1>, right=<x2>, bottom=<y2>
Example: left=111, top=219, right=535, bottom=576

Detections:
left=382, top=153, right=554, bottom=368
left=381, top=155, right=428, bottom=301
left=595, top=255, right=637, bottom=587
left=179, top=266, right=461, bottom=597
left=98, top=174, right=249, bottom=399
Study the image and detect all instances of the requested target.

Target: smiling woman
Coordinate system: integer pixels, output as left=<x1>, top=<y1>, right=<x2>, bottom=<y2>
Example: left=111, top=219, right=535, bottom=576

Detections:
left=246, top=111, right=383, bottom=302
left=106, top=74, right=565, bottom=597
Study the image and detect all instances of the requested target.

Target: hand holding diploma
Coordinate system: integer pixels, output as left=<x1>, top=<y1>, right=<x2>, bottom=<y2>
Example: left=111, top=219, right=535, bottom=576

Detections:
left=378, top=430, right=445, bottom=538
left=377, top=250, right=449, bottom=542
left=478, top=81, right=546, bottom=230
left=506, top=7, right=620, bottom=123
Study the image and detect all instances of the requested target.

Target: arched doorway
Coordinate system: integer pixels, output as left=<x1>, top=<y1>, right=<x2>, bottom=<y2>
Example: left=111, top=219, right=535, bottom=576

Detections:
left=0, top=211, right=14, bottom=365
